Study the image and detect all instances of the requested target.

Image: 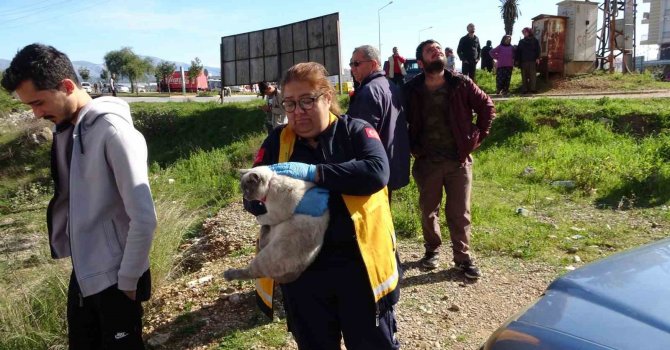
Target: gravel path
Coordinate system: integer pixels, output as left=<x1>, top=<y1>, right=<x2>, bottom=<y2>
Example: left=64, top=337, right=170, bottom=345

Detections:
left=144, top=201, right=560, bottom=349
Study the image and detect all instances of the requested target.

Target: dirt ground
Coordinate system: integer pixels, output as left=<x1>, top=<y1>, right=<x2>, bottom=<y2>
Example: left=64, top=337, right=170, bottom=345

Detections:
left=143, top=201, right=560, bottom=349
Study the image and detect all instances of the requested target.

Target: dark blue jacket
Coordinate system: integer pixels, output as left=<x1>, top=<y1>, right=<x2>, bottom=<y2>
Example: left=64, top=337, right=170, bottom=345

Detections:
left=347, top=71, right=410, bottom=190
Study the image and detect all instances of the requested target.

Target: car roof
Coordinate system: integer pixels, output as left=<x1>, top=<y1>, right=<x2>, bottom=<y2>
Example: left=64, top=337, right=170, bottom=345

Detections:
left=516, top=238, right=670, bottom=348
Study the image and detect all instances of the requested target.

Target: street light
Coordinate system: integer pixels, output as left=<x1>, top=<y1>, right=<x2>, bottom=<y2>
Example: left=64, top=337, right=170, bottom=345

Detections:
left=418, top=26, right=433, bottom=42
left=378, top=1, right=393, bottom=54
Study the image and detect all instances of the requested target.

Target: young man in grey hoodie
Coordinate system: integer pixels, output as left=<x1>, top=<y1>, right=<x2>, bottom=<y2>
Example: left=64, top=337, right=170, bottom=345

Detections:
left=1, top=44, right=157, bottom=349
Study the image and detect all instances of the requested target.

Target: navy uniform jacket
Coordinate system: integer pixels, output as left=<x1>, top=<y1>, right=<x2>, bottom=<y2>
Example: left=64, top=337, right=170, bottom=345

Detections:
left=347, top=71, right=410, bottom=190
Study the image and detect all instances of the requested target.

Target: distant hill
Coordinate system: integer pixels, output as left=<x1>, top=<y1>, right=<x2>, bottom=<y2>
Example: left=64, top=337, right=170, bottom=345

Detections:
left=0, top=57, right=220, bottom=83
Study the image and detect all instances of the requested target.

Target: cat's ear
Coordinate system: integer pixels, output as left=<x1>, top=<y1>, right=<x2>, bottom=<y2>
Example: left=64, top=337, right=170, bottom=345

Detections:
left=239, top=168, right=251, bottom=177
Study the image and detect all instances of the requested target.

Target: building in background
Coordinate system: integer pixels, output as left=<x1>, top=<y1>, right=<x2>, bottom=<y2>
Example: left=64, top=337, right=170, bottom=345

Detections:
left=641, top=0, right=670, bottom=59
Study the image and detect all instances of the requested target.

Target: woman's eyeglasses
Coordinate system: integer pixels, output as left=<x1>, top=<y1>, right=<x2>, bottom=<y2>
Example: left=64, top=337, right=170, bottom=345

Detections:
left=281, top=93, right=324, bottom=112
left=348, top=60, right=372, bottom=68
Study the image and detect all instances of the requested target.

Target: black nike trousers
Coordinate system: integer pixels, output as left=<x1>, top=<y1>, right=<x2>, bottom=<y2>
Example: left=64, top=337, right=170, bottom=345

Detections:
left=67, top=270, right=150, bottom=349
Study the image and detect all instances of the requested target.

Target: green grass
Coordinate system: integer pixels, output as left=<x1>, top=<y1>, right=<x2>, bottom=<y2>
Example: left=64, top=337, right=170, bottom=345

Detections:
left=474, top=69, right=668, bottom=96
left=216, top=321, right=288, bottom=350
left=2, top=94, right=670, bottom=349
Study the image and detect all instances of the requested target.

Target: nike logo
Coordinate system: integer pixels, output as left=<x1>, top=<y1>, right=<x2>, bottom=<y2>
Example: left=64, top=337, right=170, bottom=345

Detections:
left=114, top=332, right=129, bottom=340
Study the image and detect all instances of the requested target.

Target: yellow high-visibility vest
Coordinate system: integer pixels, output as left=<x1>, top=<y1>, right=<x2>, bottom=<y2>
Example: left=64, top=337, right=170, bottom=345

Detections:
left=255, top=113, right=399, bottom=317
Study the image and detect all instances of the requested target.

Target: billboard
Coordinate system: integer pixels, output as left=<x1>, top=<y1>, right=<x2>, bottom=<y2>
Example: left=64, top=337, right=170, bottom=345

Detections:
left=220, top=13, right=340, bottom=86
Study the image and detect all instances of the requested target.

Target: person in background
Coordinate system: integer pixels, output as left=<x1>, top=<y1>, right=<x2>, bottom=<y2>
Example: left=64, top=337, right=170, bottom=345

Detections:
left=1, top=43, right=157, bottom=349
left=457, top=23, right=481, bottom=82
left=481, top=40, right=494, bottom=72
left=258, top=81, right=287, bottom=134
left=347, top=44, right=410, bottom=201
left=247, top=62, right=401, bottom=349
left=445, top=47, right=456, bottom=71
left=386, top=46, right=406, bottom=86
left=402, top=39, right=495, bottom=280
left=489, top=35, right=515, bottom=96
left=109, top=73, right=117, bottom=97
left=517, top=27, right=541, bottom=94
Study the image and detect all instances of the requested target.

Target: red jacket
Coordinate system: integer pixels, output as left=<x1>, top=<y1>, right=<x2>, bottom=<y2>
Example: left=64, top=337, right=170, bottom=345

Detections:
left=402, top=70, right=496, bottom=163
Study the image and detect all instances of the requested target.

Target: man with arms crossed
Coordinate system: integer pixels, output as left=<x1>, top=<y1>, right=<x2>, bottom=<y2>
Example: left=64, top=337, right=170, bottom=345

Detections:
left=403, top=39, right=495, bottom=279
left=1, top=43, right=157, bottom=349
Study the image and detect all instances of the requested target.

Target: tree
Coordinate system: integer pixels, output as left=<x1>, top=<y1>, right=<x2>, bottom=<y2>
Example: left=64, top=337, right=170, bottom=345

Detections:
left=156, top=61, right=176, bottom=95
left=187, top=57, right=203, bottom=92
left=500, top=0, right=521, bottom=36
left=78, top=67, right=90, bottom=82
left=104, top=47, right=153, bottom=94
left=100, top=69, right=109, bottom=81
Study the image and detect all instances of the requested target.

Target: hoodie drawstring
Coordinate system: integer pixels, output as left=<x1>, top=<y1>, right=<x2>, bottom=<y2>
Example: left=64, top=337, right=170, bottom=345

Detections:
left=77, top=122, right=85, bottom=154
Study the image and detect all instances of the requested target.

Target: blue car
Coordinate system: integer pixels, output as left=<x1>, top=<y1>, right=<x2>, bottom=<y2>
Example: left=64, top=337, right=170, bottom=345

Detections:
left=481, top=238, right=670, bottom=350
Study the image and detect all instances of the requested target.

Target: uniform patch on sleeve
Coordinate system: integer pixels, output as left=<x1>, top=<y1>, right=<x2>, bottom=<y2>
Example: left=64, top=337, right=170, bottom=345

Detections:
left=365, top=127, right=380, bottom=140
left=253, top=148, right=265, bottom=165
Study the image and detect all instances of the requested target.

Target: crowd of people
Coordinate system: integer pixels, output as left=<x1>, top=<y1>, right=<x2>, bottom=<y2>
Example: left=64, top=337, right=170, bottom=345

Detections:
left=1, top=24, right=545, bottom=348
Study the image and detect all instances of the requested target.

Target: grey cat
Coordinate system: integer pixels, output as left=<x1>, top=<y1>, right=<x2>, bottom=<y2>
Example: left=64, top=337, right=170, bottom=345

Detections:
left=223, top=166, right=329, bottom=283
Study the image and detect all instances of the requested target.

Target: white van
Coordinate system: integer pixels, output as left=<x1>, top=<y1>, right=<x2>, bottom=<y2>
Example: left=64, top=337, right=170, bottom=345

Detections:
left=81, top=82, right=92, bottom=93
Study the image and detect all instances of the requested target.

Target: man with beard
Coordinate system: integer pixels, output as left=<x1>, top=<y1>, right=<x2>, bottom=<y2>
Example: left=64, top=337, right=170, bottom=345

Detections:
left=347, top=45, right=410, bottom=201
left=402, top=39, right=495, bottom=279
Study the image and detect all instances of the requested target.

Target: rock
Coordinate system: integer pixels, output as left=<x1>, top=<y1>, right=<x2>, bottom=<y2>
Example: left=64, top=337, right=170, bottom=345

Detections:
left=548, top=235, right=558, bottom=239
left=551, top=180, right=576, bottom=189
left=571, top=234, right=584, bottom=240
left=186, top=275, right=213, bottom=287
left=521, top=166, right=535, bottom=176
left=513, top=250, right=524, bottom=258
left=168, top=178, right=175, bottom=184
left=573, top=255, right=582, bottom=263
left=448, top=304, right=460, bottom=312
left=36, top=127, right=52, bottom=143
left=229, top=294, right=241, bottom=304
left=566, top=247, right=579, bottom=254
left=515, top=207, right=530, bottom=216
left=147, top=333, right=170, bottom=347
left=565, top=265, right=576, bottom=271
left=570, top=226, right=585, bottom=232
left=651, top=222, right=659, bottom=228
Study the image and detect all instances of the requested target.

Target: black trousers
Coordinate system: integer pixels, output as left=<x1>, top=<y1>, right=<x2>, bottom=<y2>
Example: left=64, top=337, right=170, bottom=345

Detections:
left=391, top=75, right=404, bottom=86
left=67, top=270, right=150, bottom=350
left=281, top=250, right=399, bottom=350
left=461, top=61, right=477, bottom=81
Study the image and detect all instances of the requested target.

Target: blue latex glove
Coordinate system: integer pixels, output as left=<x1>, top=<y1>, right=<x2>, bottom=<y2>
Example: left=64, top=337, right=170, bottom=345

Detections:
left=295, top=187, right=329, bottom=217
left=268, top=162, right=317, bottom=182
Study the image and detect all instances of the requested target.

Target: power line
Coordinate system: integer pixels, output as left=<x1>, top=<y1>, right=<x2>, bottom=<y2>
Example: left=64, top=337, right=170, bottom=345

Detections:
left=0, top=0, right=73, bottom=21
left=0, top=0, right=107, bottom=30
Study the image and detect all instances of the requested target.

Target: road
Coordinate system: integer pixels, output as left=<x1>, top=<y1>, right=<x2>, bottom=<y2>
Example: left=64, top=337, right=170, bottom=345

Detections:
left=116, top=90, right=670, bottom=104
left=118, top=94, right=260, bottom=103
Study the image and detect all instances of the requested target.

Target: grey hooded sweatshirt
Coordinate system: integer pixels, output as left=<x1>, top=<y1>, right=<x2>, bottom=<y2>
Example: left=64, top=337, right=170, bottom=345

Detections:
left=47, top=96, right=157, bottom=297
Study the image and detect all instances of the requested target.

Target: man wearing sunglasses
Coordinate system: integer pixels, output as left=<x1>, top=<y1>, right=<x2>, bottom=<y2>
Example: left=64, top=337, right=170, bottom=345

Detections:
left=347, top=45, right=410, bottom=201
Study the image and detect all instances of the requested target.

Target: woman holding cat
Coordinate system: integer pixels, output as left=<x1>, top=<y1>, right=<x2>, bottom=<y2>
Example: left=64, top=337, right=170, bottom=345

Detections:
left=245, top=62, right=401, bottom=350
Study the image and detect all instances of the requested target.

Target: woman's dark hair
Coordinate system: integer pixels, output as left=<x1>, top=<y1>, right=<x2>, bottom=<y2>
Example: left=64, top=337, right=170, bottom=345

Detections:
left=1, top=43, right=79, bottom=92
left=500, top=35, right=512, bottom=46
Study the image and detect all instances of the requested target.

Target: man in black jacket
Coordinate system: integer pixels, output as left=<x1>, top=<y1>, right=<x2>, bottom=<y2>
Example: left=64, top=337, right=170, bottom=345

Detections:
left=457, top=23, right=481, bottom=81
left=517, top=27, right=541, bottom=93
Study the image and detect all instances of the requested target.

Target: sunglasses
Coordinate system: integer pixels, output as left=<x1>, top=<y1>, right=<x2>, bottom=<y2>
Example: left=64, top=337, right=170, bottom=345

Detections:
left=349, top=60, right=372, bottom=68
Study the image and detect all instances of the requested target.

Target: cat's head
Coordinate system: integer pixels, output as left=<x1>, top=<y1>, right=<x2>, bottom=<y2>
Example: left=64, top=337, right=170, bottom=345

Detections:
left=239, top=166, right=273, bottom=201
